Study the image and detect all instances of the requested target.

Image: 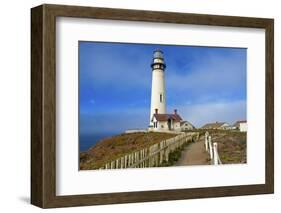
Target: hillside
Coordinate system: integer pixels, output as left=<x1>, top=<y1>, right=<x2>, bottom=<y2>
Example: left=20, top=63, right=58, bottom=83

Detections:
left=178, top=129, right=246, bottom=164
left=206, top=130, right=247, bottom=164
left=80, top=132, right=177, bottom=170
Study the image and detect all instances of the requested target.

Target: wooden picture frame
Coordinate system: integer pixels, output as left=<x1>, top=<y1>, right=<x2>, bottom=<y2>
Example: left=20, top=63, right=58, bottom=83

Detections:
left=31, top=4, right=274, bottom=208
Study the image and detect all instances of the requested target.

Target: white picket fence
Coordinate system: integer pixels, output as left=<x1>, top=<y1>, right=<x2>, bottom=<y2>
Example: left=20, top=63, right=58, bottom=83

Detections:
left=99, top=132, right=199, bottom=169
left=204, top=132, right=222, bottom=165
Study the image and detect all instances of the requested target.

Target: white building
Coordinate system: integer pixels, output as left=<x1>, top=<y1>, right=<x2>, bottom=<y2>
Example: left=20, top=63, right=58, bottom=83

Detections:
left=180, top=121, right=195, bottom=131
left=151, top=109, right=183, bottom=132
left=201, top=122, right=230, bottom=130
left=233, top=120, right=247, bottom=132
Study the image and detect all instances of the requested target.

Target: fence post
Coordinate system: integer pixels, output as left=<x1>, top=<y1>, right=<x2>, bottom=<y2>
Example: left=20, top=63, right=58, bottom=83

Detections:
left=128, top=154, right=131, bottom=167
left=124, top=155, right=127, bottom=168
left=208, top=135, right=213, bottom=160
left=213, top=142, right=219, bottom=165
left=205, top=132, right=209, bottom=152
left=134, top=152, right=137, bottom=167
left=142, top=149, right=145, bottom=168
left=165, top=147, right=169, bottom=162
left=120, top=157, right=124, bottom=169
left=111, top=161, right=114, bottom=169
left=136, top=151, right=139, bottom=168
left=105, top=163, right=109, bottom=169
left=159, top=141, right=163, bottom=164
left=140, top=149, right=143, bottom=168
left=145, top=148, right=148, bottom=167
left=116, top=158, right=119, bottom=169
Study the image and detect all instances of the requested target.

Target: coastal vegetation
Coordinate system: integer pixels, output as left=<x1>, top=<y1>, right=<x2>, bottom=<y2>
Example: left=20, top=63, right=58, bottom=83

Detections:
left=80, top=132, right=177, bottom=170
left=210, top=131, right=247, bottom=164
left=80, top=129, right=247, bottom=170
left=199, top=129, right=247, bottom=164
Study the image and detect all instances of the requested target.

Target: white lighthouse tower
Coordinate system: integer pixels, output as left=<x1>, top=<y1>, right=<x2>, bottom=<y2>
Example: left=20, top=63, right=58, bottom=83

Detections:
left=149, top=50, right=167, bottom=127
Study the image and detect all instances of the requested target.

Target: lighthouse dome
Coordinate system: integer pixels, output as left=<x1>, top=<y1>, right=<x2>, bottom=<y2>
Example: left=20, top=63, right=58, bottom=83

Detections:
left=153, top=50, right=164, bottom=59
left=151, top=49, right=166, bottom=69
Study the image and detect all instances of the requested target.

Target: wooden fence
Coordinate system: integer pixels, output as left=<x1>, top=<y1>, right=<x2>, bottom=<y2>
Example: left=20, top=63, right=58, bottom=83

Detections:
left=99, top=132, right=199, bottom=169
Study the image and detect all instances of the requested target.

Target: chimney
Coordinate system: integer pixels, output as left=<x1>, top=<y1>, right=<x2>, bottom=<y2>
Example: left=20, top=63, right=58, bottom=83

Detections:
left=155, top=108, right=158, bottom=114
left=174, top=109, right=177, bottom=114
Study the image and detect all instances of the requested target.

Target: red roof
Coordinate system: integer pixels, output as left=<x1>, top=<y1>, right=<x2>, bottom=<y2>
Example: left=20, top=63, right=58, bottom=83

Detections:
left=153, top=113, right=182, bottom=122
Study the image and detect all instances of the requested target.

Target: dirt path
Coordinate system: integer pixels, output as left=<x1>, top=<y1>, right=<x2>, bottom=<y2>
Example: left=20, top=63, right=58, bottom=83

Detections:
left=175, top=136, right=209, bottom=166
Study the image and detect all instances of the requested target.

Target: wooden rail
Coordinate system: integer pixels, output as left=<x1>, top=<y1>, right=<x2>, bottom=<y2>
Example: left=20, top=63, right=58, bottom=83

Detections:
left=99, top=132, right=199, bottom=169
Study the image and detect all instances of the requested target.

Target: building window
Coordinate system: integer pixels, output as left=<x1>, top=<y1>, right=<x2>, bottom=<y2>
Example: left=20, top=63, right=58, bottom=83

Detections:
left=154, top=64, right=160, bottom=69
left=160, top=94, right=163, bottom=103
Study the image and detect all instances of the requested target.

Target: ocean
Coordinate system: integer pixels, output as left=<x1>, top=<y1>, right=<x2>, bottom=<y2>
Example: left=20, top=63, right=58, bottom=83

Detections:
left=79, top=132, right=118, bottom=152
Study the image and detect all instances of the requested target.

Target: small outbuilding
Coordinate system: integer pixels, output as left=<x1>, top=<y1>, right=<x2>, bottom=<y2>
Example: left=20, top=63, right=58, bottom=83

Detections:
left=180, top=121, right=195, bottom=131
left=150, top=109, right=182, bottom=132
left=201, top=122, right=230, bottom=130
left=233, top=120, right=247, bottom=132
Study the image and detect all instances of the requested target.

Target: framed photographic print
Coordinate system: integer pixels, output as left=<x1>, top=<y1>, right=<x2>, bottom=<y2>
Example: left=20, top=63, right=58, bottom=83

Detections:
left=31, top=4, right=274, bottom=208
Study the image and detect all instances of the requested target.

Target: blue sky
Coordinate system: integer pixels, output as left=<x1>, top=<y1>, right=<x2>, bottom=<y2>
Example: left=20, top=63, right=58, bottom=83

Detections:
left=79, top=41, right=246, bottom=134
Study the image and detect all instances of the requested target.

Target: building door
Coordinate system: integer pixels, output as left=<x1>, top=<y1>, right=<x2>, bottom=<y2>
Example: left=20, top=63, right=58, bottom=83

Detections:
left=168, top=119, right=172, bottom=130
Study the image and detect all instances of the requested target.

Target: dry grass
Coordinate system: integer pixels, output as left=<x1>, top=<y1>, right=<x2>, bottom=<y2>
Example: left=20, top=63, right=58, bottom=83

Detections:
left=209, top=130, right=247, bottom=164
left=80, top=132, right=177, bottom=170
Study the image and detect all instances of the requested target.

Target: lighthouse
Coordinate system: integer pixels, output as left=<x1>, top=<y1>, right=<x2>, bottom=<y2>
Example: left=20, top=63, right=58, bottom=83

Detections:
left=149, top=50, right=167, bottom=127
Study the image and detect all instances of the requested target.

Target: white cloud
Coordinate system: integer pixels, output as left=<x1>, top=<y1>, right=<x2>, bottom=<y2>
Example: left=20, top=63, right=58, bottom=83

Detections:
left=166, top=50, right=246, bottom=99
left=172, top=100, right=247, bottom=128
